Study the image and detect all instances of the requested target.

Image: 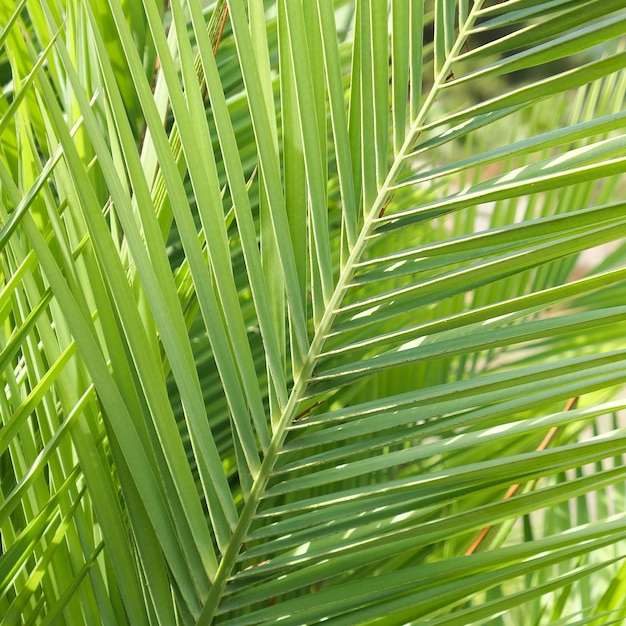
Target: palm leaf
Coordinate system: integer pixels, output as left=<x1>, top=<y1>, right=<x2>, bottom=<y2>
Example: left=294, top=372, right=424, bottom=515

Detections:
left=1, top=1, right=626, bottom=624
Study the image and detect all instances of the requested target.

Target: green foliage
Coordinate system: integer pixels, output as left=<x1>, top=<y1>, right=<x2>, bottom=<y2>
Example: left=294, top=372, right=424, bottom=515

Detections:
left=1, top=1, right=626, bottom=624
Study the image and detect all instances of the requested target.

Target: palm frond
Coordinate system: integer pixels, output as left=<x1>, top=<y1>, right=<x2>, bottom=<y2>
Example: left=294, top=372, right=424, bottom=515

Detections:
left=1, top=1, right=626, bottom=624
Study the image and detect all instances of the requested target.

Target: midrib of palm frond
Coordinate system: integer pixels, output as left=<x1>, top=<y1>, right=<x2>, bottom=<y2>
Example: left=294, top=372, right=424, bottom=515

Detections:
left=197, top=5, right=483, bottom=622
